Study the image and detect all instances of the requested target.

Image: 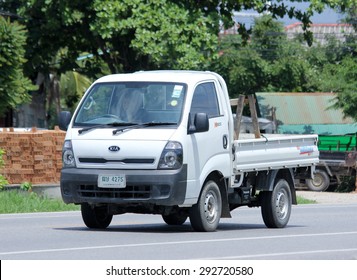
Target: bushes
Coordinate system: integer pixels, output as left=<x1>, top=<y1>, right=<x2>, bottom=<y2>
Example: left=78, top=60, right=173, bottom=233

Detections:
left=336, top=175, right=357, bottom=193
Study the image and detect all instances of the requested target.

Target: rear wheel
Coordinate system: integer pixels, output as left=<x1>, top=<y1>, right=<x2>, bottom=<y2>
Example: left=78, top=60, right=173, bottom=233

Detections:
left=306, top=169, right=330, bottom=192
left=189, top=180, right=222, bottom=232
left=81, top=203, right=113, bottom=229
left=261, top=179, right=292, bottom=228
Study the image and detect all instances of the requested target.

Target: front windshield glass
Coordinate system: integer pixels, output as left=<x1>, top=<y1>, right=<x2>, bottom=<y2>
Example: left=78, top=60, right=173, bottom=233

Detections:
left=74, top=82, right=186, bottom=126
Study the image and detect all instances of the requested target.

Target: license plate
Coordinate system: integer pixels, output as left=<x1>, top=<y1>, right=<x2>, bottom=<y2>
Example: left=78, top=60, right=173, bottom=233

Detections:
left=98, top=175, right=126, bottom=188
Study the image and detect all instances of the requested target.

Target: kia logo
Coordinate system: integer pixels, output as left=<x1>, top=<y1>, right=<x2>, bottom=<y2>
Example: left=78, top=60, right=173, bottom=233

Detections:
left=108, top=146, right=120, bottom=152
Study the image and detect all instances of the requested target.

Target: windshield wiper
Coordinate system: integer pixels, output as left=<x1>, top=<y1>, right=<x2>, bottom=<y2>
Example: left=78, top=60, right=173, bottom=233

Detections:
left=78, top=122, right=136, bottom=134
left=112, top=122, right=177, bottom=135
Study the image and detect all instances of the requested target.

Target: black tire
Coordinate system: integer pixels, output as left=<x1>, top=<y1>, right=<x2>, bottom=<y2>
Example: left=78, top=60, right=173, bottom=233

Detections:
left=261, top=179, right=292, bottom=228
left=81, top=203, right=113, bottom=229
left=189, top=180, right=222, bottom=232
left=162, top=211, right=188, bottom=226
left=306, top=169, right=330, bottom=192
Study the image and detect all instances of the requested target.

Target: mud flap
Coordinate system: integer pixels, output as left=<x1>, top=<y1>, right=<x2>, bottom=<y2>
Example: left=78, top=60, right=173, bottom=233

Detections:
left=220, top=180, right=232, bottom=218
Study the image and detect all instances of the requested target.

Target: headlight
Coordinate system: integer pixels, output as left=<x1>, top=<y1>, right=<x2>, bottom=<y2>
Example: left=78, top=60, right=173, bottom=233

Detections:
left=158, top=141, right=183, bottom=170
left=62, top=140, right=76, bottom=168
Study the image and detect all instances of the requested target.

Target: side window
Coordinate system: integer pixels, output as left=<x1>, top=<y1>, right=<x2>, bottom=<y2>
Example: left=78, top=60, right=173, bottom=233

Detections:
left=190, top=82, right=220, bottom=121
left=76, top=85, right=113, bottom=123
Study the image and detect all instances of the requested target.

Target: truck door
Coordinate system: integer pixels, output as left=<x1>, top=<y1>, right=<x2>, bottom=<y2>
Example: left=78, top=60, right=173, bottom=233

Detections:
left=187, top=81, right=231, bottom=187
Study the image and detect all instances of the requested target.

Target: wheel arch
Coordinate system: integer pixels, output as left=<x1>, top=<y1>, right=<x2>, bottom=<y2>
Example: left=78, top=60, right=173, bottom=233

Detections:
left=204, top=171, right=231, bottom=218
left=256, top=169, right=297, bottom=205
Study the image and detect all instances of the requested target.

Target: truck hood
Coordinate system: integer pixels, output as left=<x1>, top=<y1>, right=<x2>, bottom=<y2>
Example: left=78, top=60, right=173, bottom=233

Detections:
left=69, top=128, right=176, bottom=169
left=69, top=127, right=176, bottom=141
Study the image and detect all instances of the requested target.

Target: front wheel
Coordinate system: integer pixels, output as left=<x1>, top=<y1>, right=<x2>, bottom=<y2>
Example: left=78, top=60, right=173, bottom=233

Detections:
left=81, top=203, right=113, bottom=229
left=189, top=180, right=222, bottom=232
left=162, top=211, right=188, bottom=226
left=260, top=179, right=292, bottom=228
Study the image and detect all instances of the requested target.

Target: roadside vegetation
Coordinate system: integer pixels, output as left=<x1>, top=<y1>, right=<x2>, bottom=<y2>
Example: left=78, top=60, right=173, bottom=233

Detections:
left=297, top=196, right=316, bottom=205
left=0, top=148, right=8, bottom=191
left=0, top=190, right=79, bottom=214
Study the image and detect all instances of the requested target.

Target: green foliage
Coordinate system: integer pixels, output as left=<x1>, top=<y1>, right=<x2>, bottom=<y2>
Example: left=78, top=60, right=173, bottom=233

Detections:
left=320, top=55, right=357, bottom=120
left=251, top=15, right=287, bottom=62
left=11, top=0, right=218, bottom=75
left=340, top=1, right=357, bottom=29
left=217, top=47, right=270, bottom=96
left=0, top=149, right=8, bottom=190
left=212, top=15, right=320, bottom=97
left=20, top=181, right=32, bottom=192
left=0, top=16, right=36, bottom=116
left=212, top=12, right=357, bottom=121
left=60, top=71, right=93, bottom=111
left=335, top=175, right=356, bottom=193
left=2, top=0, right=356, bottom=123
left=271, top=53, right=315, bottom=92
left=89, top=0, right=218, bottom=71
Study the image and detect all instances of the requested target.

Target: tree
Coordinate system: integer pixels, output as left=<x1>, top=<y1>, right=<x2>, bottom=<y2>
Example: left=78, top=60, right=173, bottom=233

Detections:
left=3, top=0, right=219, bottom=125
left=249, top=15, right=318, bottom=92
left=212, top=15, right=320, bottom=98
left=250, top=15, right=287, bottom=62
left=340, top=1, right=357, bottom=30
left=214, top=45, right=270, bottom=97
left=320, top=56, right=357, bottom=121
left=8, top=0, right=218, bottom=75
left=0, top=16, right=35, bottom=117
left=188, top=0, right=356, bottom=45
left=89, top=0, right=218, bottom=71
left=7, top=0, right=356, bottom=76
left=60, top=71, right=93, bottom=111
left=2, top=0, right=356, bottom=125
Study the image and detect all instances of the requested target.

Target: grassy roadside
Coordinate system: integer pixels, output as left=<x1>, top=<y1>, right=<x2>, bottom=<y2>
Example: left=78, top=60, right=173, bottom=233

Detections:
left=297, top=196, right=316, bottom=204
left=0, top=190, right=80, bottom=214
left=0, top=189, right=314, bottom=214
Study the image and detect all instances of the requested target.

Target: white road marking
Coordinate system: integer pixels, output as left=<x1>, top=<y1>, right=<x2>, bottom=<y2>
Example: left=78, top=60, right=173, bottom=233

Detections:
left=1, top=231, right=357, bottom=256
left=198, top=247, right=357, bottom=259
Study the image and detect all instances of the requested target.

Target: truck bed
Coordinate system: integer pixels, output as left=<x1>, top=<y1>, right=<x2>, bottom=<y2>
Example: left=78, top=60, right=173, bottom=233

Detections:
left=234, top=134, right=319, bottom=173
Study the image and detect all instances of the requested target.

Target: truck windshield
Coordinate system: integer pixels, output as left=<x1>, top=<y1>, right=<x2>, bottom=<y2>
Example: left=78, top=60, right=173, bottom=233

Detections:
left=73, top=82, right=186, bottom=127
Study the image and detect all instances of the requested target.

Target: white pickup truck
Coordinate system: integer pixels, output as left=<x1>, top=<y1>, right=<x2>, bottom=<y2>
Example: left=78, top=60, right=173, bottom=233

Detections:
left=59, top=70, right=319, bottom=232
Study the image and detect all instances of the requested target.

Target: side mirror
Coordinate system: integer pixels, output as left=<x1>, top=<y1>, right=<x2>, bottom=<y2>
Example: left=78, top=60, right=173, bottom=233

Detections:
left=58, top=111, right=72, bottom=130
left=188, top=113, right=209, bottom=134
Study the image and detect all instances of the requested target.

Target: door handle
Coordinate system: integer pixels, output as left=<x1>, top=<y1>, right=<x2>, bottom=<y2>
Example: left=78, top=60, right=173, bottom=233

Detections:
left=223, top=135, right=228, bottom=149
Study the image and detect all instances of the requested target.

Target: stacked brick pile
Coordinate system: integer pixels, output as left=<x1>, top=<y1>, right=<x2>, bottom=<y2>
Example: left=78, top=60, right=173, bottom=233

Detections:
left=0, top=127, right=65, bottom=184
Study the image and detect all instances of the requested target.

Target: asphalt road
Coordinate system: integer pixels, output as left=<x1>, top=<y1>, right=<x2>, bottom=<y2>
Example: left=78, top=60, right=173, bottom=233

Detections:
left=1, top=203, right=357, bottom=260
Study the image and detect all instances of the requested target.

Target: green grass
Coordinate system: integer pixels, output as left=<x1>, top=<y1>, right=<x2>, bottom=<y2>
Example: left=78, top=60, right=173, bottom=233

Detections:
left=0, top=190, right=80, bottom=214
left=297, top=196, right=316, bottom=204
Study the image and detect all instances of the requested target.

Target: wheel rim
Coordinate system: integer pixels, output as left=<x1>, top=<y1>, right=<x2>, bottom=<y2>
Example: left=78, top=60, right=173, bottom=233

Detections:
left=204, top=191, right=218, bottom=223
left=312, top=174, right=323, bottom=187
left=275, top=189, right=288, bottom=220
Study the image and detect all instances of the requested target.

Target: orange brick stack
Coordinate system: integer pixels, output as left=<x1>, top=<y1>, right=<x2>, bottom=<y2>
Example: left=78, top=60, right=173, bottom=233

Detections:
left=0, top=127, right=65, bottom=184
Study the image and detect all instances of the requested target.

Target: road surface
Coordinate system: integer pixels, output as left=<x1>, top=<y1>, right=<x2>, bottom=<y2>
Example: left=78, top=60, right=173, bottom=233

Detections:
left=1, top=203, right=357, bottom=260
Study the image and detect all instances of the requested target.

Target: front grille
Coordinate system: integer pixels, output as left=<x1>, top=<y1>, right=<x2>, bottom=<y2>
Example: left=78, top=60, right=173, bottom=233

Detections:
left=78, top=184, right=170, bottom=200
left=78, top=158, right=155, bottom=164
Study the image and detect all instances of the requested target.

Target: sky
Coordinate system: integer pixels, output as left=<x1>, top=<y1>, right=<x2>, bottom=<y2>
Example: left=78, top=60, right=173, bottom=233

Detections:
left=281, top=1, right=344, bottom=25
left=234, top=1, right=345, bottom=28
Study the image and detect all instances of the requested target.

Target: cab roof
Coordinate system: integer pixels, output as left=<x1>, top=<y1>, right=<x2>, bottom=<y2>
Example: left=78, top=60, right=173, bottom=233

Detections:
left=95, top=70, right=220, bottom=86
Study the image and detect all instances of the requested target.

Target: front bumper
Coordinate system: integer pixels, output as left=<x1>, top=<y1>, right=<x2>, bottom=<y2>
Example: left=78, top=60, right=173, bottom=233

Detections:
left=60, top=165, right=187, bottom=206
